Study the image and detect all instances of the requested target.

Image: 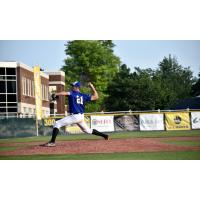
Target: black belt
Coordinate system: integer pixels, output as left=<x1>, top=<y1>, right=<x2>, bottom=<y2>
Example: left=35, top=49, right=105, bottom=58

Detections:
left=70, top=113, right=82, bottom=115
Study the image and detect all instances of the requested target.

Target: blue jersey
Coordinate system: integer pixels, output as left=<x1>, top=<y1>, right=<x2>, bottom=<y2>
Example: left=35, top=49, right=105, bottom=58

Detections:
left=68, top=91, right=91, bottom=114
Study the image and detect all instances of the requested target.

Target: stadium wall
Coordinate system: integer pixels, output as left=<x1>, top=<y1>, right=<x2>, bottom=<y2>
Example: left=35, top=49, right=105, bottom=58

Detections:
left=0, top=110, right=200, bottom=138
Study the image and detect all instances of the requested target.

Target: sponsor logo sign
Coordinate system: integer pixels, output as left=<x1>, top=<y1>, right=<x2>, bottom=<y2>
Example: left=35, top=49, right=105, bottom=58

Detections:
left=165, top=112, right=191, bottom=130
left=191, top=112, right=200, bottom=129
left=140, top=114, right=164, bottom=131
left=91, top=115, right=114, bottom=132
left=114, top=115, right=139, bottom=131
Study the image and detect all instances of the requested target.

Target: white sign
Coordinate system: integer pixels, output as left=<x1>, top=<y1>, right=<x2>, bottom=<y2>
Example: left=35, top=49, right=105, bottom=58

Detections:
left=140, top=114, right=164, bottom=131
left=91, top=115, right=114, bottom=132
left=191, top=112, right=200, bottom=129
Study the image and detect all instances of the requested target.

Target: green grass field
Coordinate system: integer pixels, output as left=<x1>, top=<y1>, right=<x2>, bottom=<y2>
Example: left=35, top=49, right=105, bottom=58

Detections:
left=0, top=130, right=200, bottom=160
left=1, top=130, right=200, bottom=143
left=0, top=151, right=200, bottom=160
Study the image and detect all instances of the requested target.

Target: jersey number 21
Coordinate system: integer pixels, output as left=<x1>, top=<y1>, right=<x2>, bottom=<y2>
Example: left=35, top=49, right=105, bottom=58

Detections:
left=77, top=96, right=83, bottom=104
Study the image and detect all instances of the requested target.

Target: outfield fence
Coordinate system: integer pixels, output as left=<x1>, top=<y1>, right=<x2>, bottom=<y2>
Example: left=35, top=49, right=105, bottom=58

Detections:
left=0, top=109, right=200, bottom=138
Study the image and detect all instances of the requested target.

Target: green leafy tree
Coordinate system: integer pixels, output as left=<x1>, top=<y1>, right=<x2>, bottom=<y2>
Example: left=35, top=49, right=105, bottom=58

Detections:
left=154, top=55, right=194, bottom=109
left=191, top=73, right=200, bottom=96
left=105, top=64, right=157, bottom=111
left=61, top=40, right=120, bottom=112
left=105, top=55, right=195, bottom=111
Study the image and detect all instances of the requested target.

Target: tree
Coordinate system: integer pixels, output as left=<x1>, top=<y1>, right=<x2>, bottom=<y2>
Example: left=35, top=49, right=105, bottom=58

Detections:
left=61, top=40, right=121, bottom=112
left=105, top=55, right=195, bottom=111
left=105, top=64, right=158, bottom=111
left=154, top=55, right=194, bottom=109
left=191, top=73, right=200, bottom=96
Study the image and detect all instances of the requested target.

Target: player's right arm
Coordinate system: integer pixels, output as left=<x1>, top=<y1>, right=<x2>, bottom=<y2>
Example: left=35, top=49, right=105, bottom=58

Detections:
left=88, top=82, right=99, bottom=101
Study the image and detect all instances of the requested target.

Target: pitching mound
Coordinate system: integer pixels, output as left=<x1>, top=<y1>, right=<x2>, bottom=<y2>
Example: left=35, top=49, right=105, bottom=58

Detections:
left=1, top=137, right=200, bottom=156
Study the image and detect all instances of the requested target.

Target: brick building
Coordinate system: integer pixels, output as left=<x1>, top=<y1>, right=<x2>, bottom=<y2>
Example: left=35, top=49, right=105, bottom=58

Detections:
left=46, top=71, right=65, bottom=115
left=0, top=61, right=65, bottom=118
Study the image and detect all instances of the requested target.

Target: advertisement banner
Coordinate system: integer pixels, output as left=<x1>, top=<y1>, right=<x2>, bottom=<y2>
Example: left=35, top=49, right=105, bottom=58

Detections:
left=165, top=112, right=191, bottom=131
left=33, top=66, right=42, bottom=120
left=191, top=112, right=200, bottom=129
left=91, top=115, right=114, bottom=132
left=140, top=114, right=164, bottom=131
left=114, top=115, right=139, bottom=131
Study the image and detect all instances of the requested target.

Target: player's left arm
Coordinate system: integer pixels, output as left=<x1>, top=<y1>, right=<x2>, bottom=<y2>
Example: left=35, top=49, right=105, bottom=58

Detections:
left=55, top=91, right=70, bottom=96
left=88, top=82, right=99, bottom=101
left=51, top=91, right=70, bottom=101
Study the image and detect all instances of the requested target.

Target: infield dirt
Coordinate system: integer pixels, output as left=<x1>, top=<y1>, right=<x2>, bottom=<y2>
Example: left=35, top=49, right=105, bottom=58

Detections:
left=0, top=136, right=200, bottom=156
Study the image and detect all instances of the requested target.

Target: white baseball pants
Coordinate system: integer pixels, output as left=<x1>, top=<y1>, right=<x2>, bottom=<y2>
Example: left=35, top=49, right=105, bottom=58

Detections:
left=53, top=114, right=92, bottom=134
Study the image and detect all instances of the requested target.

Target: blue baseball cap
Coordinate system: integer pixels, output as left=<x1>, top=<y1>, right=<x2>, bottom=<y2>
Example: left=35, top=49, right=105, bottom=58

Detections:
left=71, top=81, right=81, bottom=87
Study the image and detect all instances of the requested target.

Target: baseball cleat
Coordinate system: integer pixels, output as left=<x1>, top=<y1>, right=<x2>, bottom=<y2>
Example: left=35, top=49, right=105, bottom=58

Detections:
left=42, top=142, right=56, bottom=147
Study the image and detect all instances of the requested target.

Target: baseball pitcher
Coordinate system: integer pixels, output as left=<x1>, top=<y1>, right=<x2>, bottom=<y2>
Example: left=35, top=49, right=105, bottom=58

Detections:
left=44, top=81, right=109, bottom=147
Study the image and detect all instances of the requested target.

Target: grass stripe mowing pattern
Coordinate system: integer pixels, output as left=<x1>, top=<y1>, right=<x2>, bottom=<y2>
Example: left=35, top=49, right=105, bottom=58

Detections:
left=0, top=130, right=200, bottom=143
left=0, top=151, right=200, bottom=160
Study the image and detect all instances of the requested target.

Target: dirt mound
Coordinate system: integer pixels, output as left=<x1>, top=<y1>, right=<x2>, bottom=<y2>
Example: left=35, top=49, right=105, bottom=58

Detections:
left=1, top=137, right=200, bottom=156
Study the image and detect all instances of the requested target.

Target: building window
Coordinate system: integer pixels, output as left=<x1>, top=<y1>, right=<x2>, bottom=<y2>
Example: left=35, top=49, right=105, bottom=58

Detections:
left=23, top=78, right=34, bottom=97
left=28, top=79, right=30, bottom=96
left=6, top=68, right=16, bottom=80
left=29, top=79, right=31, bottom=96
left=7, top=76, right=16, bottom=80
left=32, top=80, right=34, bottom=97
left=7, top=103, right=17, bottom=107
left=24, top=107, right=27, bottom=113
left=46, top=86, right=48, bottom=100
left=43, top=85, right=45, bottom=100
left=22, top=77, right=27, bottom=95
left=41, top=84, right=48, bottom=100
left=6, top=68, right=16, bottom=75
left=0, top=81, right=6, bottom=93
left=27, top=79, right=30, bottom=96
left=0, top=108, right=6, bottom=112
left=26, top=78, right=29, bottom=96
left=22, top=77, right=24, bottom=95
left=0, top=68, right=5, bottom=75
left=0, top=67, right=17, bottom=116
left=7, top=81, right=16, bottom=93
left=41, top=85, right=49, bottom=101
left=8, top=108, right=17, bottom=112
left=30, top=79, right=32, bottom=96
left=7, top=94, right=17, bottom=102
left=0, top=94, right=6, bottom=102
left=44, top=85, right=46, bottom=100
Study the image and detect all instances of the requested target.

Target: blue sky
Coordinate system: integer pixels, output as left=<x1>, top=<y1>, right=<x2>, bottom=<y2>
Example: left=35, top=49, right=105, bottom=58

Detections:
left=0, top=40, right=199, bottom=77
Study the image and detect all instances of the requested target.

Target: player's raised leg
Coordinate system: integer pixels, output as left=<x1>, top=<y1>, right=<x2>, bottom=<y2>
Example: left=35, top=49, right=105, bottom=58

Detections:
left=78, top=121, right=109, bottom=140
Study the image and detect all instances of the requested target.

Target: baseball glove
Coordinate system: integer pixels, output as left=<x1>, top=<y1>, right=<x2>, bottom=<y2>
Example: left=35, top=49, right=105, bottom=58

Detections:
left=51, top=93, right=59, bottom=101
